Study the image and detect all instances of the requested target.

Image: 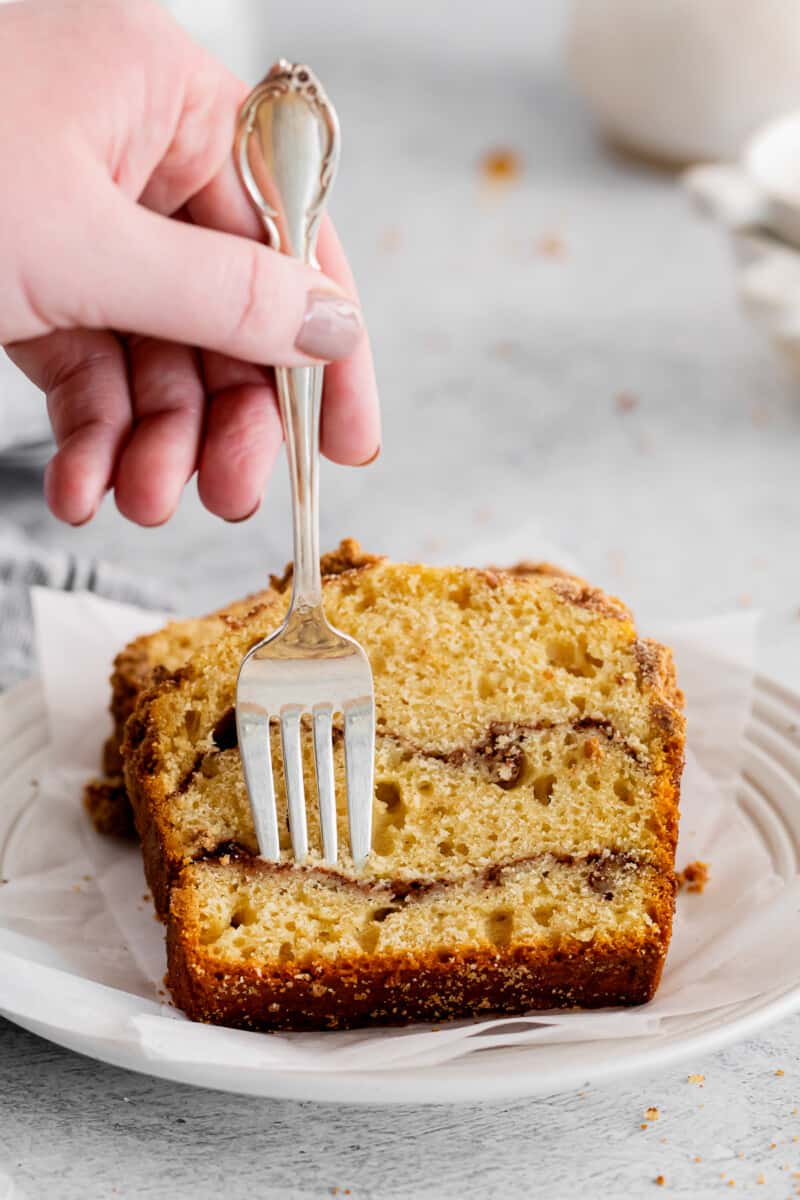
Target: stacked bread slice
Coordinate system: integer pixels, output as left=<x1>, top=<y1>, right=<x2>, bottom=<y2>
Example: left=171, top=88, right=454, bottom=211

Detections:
left=103, top=541, right=684, bottom=1030
left=84, top=586, right=273, bottom=837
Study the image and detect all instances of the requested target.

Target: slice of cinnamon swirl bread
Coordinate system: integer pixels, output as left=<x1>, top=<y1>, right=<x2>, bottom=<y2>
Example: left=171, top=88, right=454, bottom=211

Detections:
left=85, top=609, right=263, bottom=838
left=84, top=592, right=273, bottom=837
left=84, top=543, right=376, bottom=837
left=123, top=544, right=684, bottom=1029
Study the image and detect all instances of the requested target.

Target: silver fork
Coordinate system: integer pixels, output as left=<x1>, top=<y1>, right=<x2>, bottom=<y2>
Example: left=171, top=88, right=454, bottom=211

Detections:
left=234, top=61, right=375, bottom=868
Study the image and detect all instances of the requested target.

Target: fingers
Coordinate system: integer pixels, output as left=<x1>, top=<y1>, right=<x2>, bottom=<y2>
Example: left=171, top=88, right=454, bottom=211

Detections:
left=201, top=348, right=271, bottom=394
left=316, top=219, right=381, bottom=466
left=114, top=337, right=205, bottom=526
left=76, top=193, right=364, bottom=369
left=197, top=350, right=282, bottom=521
left=137, top=67, right=245, bottom=219
left=5, top=329, right=131, bottom=524
left=190, top=166, right=380, bottom=465
left=187, top=148, right=263, bottom=243
left=197, top=382, right=283, bottom=521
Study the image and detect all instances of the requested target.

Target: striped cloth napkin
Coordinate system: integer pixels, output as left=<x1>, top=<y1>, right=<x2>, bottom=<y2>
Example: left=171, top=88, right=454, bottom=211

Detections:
left=0, top=523, right=173, bottom=689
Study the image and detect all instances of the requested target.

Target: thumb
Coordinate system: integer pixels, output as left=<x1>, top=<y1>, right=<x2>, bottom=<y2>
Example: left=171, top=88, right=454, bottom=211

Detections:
left=74, top=196, right=364, bottom=366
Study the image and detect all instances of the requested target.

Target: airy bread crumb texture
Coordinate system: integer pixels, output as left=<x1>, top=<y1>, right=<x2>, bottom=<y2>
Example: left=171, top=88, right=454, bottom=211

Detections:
left=183, top=854, right=665, bottom=965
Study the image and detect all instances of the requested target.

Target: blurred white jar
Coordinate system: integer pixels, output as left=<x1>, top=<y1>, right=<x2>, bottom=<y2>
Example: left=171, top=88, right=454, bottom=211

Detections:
left=568, top=0, right=800, bottom=164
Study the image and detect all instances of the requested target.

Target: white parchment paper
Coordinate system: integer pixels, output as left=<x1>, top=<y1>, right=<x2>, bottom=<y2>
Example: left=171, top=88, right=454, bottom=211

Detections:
left=0, top=558, right=798, bottom=1075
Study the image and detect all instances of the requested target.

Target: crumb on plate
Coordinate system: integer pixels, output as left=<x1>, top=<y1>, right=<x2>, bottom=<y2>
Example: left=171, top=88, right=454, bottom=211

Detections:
left=677, top=861, right=710, bottom=893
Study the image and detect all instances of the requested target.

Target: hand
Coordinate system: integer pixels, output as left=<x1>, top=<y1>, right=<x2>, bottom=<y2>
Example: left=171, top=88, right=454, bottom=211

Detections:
left=0, top=0, right=380, bottom=526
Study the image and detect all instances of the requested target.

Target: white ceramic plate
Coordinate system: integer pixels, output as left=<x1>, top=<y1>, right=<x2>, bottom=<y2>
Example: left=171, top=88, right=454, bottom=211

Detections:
left=1, top=678, right=799, bottom=1105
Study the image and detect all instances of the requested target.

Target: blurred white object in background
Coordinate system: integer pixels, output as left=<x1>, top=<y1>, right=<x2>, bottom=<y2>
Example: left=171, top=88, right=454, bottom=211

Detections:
left=745, top=112, right=800, bottom=248
left=568, top=0, right=800, bottom=165
left=688, top=113, right=800, bottom=248
left=686, top=112, right=800, bottom=366
left=160, top=0, right=565, bottom=73
left=160, top=0, right=267, bottom=79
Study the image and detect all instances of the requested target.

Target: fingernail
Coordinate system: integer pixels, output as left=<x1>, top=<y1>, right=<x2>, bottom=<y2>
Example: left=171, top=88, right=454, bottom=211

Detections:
left=69, top=506, right=98, bottom=527
left=358, top=443, right=381, bottom=466
left=295, top=290, right=363, bottom=361
left=224, top=500, right=262, bottom=524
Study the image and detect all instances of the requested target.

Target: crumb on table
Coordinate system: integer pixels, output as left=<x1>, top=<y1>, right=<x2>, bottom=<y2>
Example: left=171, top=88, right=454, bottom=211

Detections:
left=616, top=391, right=639, bottom=414
left=378, top=226, right=403, bottom=255
left=479, top=147, right=522, bottom=183
left=535, top=232, right=566, bottom=259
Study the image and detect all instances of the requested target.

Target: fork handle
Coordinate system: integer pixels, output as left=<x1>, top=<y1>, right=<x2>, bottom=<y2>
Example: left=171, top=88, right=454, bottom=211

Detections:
left=276, top=362, right=324, bottom=608
left=235, top=61, right=341, bottom=610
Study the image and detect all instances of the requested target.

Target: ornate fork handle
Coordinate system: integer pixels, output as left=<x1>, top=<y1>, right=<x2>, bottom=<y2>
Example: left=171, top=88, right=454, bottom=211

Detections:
left=235, top=61, right=340, bottom=616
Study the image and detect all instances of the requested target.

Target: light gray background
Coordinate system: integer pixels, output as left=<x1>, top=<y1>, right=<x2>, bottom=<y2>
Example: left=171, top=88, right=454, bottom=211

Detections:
left=2, top=2, right=800, bottom=1196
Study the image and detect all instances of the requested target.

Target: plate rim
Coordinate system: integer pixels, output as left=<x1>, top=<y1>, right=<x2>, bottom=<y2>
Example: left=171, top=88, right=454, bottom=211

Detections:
left=5, top=983, right=800, bottom=1105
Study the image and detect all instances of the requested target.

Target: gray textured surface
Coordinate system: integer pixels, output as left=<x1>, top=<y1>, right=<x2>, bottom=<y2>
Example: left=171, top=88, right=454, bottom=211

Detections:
left=2, top=2, right=800, bottom=1196
left=1, top=1017, right=799, bottom=1199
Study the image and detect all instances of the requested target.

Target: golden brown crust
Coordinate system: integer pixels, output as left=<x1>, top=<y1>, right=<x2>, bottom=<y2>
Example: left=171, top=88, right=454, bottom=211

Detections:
left=488, top=559, right=631, bottom=620
left=546, top=576, right=632, bottom=622
left=105, top=602, right=268, bottom=774
left=270, top=538, right=383, bottom=594
left=102, top=734, right=123, bottom=779
left=636, top=636, right=685, bottom=909
left=493, top=561, right=635, bottom=622
left=101, top=645, right=158, bottom=784
left=167, top=869, right=676, bottom=1030
left=494, top=560, right=582, bottom=581
left=123, top=685, right=181, bottom=917
left=91, top=596, right=273, bottom=837
left=636, top=638, right=686, bottom=710
left=82, top=776, right=137, bottom=839
left=110, top=643, right=161, bottom=736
